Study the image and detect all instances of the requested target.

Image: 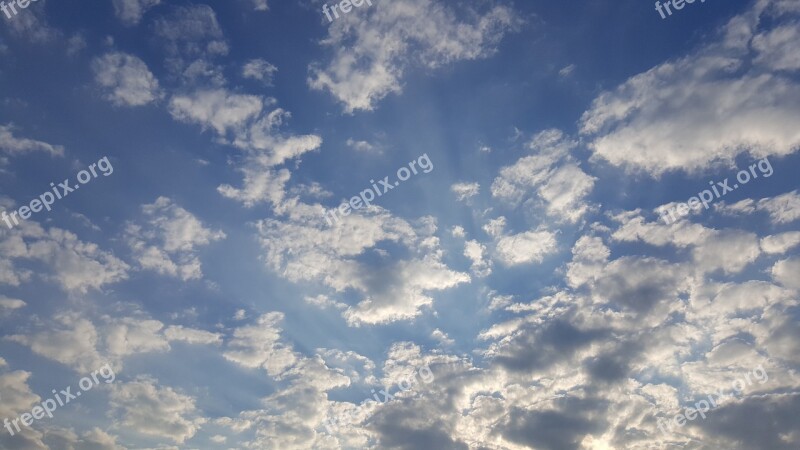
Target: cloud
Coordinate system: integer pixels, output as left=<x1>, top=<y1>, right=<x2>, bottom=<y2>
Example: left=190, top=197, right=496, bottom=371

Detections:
left=450, top=182, right=480, bottom=202
left=247, top=0, right=268, bottom=11
left=0, top=295, right=25, bottom=310
left=255, top=208, right=469, bottom=325
left=41, top=427, right=128, bottom=450
left=112, top=0, right=161, bottom=26
left=431, top=329, right=454, bottom=347
left=309, top=0, right=521, bottom=112
left=5, top=0, right=60, bottom=43
left=0, top=369, right=52, bottom=449
left=125, top=197, right=226, bottom=281
left=105, top=317, right=171, bottom=358
left=346, top=138, right=380, bottom=154
left=242, top=59, right=278, bottom=85
left=153, top=4, right=228, bottom=57
left=168, top=89, right=264, bottom=136
left=761, top=231, right=800, bottom=254
left=153, top=4, right=229, bottom=76
left=0, top=370, right=41, bottom=418
left=752, top=23, right=800, bottom=71
left=7, top=313, right=105, bottom=373
left=163, top=325, right=222, bottom=345
left=714, top=190, right=800, bottom=224
left=19, top=225, right=130, bottom=293
left=0, top=124, right=64, bottom=162
left=610, top=209, right=762, bottom=275
left=495, top=230, right=558, bottom=266
left=757, top=190, right=800, bottom=224
left=109, top=377, right=205, bottom=444
left=66, top=33, right=87, bottom=56
left=491, top=129, right=595, bottom=223
left=580, top=1, right=800, bottom=175
left=342, top=255, right=471, bottom=325
left=772, top=257, right=800, bottom=290
left=92, top=52, right=163, bottom=107
left=223, top=312, right=298, bottom=376
left=7, top=310, right=222, bottom=375
left=559, top=64, right=576, bottom=77
left=168, top=88, right=322, bottom=207
left=464, top=239, right=492, bottom=277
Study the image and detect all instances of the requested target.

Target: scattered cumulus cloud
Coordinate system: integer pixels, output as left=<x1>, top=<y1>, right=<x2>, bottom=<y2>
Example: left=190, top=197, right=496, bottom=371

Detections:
left=309, top=0, right=521, bottom=112
left=242, top=59, right=278, bottom=85
left=92, top=52, right=163, bottom=107
left=125, top=197, right=226, bottom=281
left=112, top=0, right=161, bottom=26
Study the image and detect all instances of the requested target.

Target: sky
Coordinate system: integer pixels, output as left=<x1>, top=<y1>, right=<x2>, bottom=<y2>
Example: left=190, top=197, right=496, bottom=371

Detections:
left=0, top=0, right=799, bottom=448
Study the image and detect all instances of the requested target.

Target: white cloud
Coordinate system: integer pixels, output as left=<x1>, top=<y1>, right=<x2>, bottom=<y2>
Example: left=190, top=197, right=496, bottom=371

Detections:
left=112, top=0, right=161, bottom=26
left=110, top=377, right=205, bottom=444
left=491, top=129, right=595, bottom=223
left=761, top=231, right=800, bottom=254
left=105, top=317, right=170, bottom=359
left=256, top=207, right=469, bottom=325
left=0, top=370, right=41, bottom=418
left=6, top=311, right=222, bottom=378
left=715, top=198, right=758, bottom=216
left=5, top=0, right=59, bottom=43
left=66, top=33, right=87, bottom=56
left=611, top=210, right=761, bottom=275
left=125, top=197, right=225, bottom=281
left=483, top=216, right=506, bottom=238
left=248, top=0, right=268, bottom=11
left=752, top=23, right=800, bottom=71
left=464, top=239, right=492, bottom=277
left=305, top=294, right=347, bottom=310
left=164, top=325, right=222, bottom=345
left=580, top=2, right=800, bottom=175
left=431, top=328, right=454, bottom=347
left=346, top=138, right=380, bottom=154
left=168, top=89, right=321, bottom=208
left=714, top=191, right=800, bottom=224
left=168, top=89, right=264, bottom=136
left=22, top=226, right=130, bottom=293
left=0, top=124, right=64, bottom=162
left=242, top=59, right=278, bottom=85
left=0, top=295, right=25, bottom=310
left=558, top=64, right=576, bottom=77
left=153, top=4, right=229, bottom=74
left=7, top=313, right=105, bottom=373
left=41, top=427, right=128, bottom=450
left=342, top=255, right=471, bottom=325
left=451, top=182, right=480, bottom=202
left=309, top=0, right=520, bottom=112
left=757, top=190, right=800, bottom=224
left=772, top=257, right=800, bottom=290
left=495, top=230, right=558, bottom=266
left=223, top=312, right=298, bottom=376
left=92, top=52, right=162, bottom=107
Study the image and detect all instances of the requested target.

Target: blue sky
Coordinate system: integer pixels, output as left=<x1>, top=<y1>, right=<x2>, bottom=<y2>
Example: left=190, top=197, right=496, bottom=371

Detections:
left=0, top=0, right=799, bottom=448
